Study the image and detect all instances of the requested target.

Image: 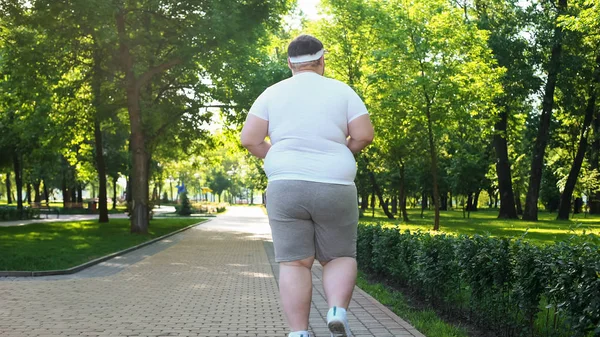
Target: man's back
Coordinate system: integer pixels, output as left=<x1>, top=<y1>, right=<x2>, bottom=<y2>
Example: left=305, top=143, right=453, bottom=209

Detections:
left=249, top=72, right=368, bottom=185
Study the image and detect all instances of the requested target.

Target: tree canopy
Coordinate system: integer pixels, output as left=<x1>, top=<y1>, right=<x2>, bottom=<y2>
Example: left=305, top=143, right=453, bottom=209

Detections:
left=1, top=0, right=599, bottom=230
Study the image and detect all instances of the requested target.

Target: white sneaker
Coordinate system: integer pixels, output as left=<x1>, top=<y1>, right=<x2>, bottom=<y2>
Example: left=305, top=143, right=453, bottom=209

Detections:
left=288, top=331, right=310, bottom=337
left=327, top=306, right=352, bottom=337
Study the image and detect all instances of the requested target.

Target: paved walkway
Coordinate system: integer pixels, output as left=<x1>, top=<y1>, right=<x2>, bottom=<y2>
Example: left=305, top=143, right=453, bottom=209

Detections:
left=0, top=206, right=424, bottom=337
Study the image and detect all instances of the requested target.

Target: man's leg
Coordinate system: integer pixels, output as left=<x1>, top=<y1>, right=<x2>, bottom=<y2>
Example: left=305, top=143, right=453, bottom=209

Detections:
left=321, top=257, right=357, bottom=309
left=279, top=256, right=315, bottom=332
left=312, top=183, right=358, bottom=336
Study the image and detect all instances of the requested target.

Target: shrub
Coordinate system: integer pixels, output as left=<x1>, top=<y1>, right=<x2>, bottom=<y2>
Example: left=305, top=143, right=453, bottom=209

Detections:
left=177, top=192, right=192, bottom=216
left=357, top=223, right=600, bottom=336
left=0, top=206, right=38, bottom=221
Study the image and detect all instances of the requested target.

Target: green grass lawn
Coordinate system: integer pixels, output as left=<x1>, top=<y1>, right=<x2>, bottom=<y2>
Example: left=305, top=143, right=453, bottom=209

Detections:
left=360, top=207, right=600, bottom=245
left=357, top=272, right=469, bottom=337
left=0, top=218, right=206, bottom=271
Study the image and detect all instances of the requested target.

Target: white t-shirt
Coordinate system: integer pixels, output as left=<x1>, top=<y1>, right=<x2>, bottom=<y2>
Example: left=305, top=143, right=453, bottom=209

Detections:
left=248, top=72, right=369, bottom=185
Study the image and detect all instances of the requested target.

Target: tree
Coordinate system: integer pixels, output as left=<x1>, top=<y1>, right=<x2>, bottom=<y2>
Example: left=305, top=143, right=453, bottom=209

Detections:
left=372, top=0, right=503, bottom=229
left=556, top=0, right=600, bottom=219
left=0, top=15, right=62, bottom=215
left=113, top=0, right=291, bottom=233
left=473, top=0, right=540, bottom=219
left=523, top=0, right=569, bottom=221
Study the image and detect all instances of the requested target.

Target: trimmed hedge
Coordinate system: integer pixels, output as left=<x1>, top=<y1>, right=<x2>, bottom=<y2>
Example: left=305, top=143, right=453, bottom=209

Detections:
left=0, top=206, right=38, bottom=221
left=358, top=223, right=600, bottom=337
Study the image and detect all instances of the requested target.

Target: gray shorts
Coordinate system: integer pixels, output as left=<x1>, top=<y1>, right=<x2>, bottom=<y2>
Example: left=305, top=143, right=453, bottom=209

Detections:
left=266, top=180, right=358, bottom=263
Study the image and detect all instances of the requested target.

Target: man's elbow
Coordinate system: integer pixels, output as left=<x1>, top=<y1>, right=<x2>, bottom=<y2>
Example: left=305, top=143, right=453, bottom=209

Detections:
left=241, top=135, right=264, bottom=149
left=364, top=131, right=374, bottom=144
left=240, top=130, right=255, bottom=149
left=359, top=128, right=375, bottom=144
left=240, top=137, right=250, bottom=149
left=241, top=138, right=255, bottom=149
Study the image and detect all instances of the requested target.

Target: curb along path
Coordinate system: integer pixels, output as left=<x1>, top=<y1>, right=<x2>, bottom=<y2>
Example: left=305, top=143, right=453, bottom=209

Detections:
left=0, top=206, right=424, bottom=337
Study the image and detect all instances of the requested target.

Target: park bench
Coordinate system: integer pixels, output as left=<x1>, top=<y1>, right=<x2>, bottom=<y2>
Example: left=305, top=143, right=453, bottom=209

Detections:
left=30, top=202, right=60, bottom=219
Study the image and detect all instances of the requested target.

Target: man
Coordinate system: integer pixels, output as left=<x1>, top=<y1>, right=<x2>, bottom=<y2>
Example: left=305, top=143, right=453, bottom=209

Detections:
left=241, top=34, right=374, bottom=337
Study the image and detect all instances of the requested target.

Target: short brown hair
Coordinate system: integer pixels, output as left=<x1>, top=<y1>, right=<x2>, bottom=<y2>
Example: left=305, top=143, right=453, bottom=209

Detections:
left=287, top=34, right=324, bottom=58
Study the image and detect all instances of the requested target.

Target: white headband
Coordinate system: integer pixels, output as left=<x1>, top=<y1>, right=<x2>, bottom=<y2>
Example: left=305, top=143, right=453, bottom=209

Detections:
left=289, top=49, right=325, bottom=64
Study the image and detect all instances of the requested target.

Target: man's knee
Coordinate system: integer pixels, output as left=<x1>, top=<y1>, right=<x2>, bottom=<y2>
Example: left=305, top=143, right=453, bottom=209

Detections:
left=280, top=256, right=315, bottom=269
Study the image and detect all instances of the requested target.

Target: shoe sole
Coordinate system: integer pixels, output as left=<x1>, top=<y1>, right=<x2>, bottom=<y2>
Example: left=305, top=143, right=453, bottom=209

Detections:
left=328, top=319, right=351, bottom=337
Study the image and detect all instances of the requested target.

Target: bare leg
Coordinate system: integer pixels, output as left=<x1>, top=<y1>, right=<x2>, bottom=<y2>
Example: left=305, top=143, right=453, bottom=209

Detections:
left=321, top=257, right=357, bottom=309
left=279, top=256, right=315, bottom=332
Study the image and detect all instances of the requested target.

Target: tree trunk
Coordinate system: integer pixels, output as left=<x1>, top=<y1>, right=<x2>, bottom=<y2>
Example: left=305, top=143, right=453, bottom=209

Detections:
left=158, top=184, right=162, bottom=207
left=152, top=184, right=158, bottom=201
left=125, top=176, right=132, bottom=205
left=557, top=54, right=599, bottom=219
left=116, top=8, right=181, bottom=233
left=26, top=183, right=31, bottom=204
left=112, top=176, right=118, bottom=210
left=43, top=183, right=49, bottom=206
left=129, top=127, right=149, bottom=233
left=13, top=152, right=23, bottom=214
left=369, top=171, right=394, bottom=219
left=90, top=39, right=110, bottom=222
left=370, top=190, right=375, bottom=209
left=574, top=197, right=583, bottom=214
left=440, top=192, right=448, bottom=211
left=62, top=175, right=69, bottom=207
left=401, top=194, right=409, bottom=222
left=424, top=99, right=441, bottom=229
left=94, top=119, right=110, bottom=222
left=397, top=162, right=409, bottom=222
left=77, top=184, right=83, bottom=203
left=421, top=191, right=427, bottom=218
left=33, top=181, right=41, bottom=203
left=391, top=196, right=398, bottom=214
left=523, top=0, right=567, bottom=221
left=494, top=106, right=518, bottom=218
left=466, top=194, right=474, bottom=212
left=515, top=186, right=523, bottom=215
left=360, top=192, right=368, bottom=211
left=117, top=10, right=148, bottom=233
left=5, top=171, right=12, bottom=204
left=473, top=190, right=480, bottom=211
left=591, top=109, right=600, bottom=214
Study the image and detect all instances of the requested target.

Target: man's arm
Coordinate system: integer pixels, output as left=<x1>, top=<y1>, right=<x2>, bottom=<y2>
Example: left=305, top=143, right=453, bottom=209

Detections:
left=347, top=114, right=374, bottom=153
left=241, top=114, right=271, bottom=159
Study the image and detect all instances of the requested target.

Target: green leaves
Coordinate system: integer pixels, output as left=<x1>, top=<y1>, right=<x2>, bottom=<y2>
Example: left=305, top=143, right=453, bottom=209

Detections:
left=359, top=222, right=600, bottom=336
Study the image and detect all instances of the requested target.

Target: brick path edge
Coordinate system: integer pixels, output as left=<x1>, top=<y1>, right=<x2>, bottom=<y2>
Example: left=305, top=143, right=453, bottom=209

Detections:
left=353, top=287, right=427, bottom=337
